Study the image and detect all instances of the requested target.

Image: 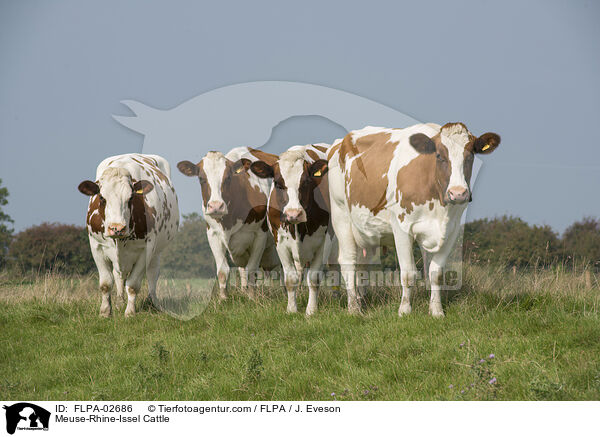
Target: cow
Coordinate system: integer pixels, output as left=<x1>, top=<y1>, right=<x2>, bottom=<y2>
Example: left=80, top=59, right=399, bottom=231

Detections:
left=250, top=143, right=334, bottom=315
left=78, top=153, right=179, bottom=317
left=177, top=147, right=280, bottom=299
left=327, top=123, right=500, bottom=317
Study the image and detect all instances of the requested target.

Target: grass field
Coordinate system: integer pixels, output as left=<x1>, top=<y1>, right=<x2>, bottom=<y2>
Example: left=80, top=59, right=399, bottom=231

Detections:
left=0, top=265, right=599, bottom=401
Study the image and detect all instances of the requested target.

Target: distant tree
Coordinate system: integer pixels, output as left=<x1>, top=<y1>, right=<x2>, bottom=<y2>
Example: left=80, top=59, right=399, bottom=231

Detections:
left=561, top=217, right=600, bottom=267
left=9, top=222, right=94, bottom=274
left=464, top=216, right=560, bottom=268
left=161, top=213, right=215, bottom=277
left=0, top=178, right=14, bottom=268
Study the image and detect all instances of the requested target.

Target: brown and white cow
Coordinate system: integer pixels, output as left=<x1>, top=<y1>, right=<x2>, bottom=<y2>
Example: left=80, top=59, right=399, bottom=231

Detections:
left=328, top=123, right=500, bottom=316
left=78, top=153, right=180, bottom=317
left=177, top=147, right=280, bottom=299
left=250, top=144, right=333, bottom=315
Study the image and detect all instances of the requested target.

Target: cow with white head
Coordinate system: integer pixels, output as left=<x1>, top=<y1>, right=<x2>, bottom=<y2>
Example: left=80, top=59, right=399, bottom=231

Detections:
left=78, top=154, right=179, bottom=317
left=177, top=147, right=280, bottom=299
left=250, top=144, right=334, bottom=315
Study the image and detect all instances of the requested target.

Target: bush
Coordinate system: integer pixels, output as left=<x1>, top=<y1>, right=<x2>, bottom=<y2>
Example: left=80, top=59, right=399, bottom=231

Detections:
left=9, top=222, right=94, bottom=275
left=561, top=217, right=600, bottom=268
left=161, top=213, right=215, bottom=277
left=464, top=216, right=560, bottom=268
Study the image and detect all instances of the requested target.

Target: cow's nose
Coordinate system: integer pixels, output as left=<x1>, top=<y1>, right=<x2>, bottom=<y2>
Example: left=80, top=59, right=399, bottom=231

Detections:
left=206, top=201, right=227, bottom=216
left=447, top=186, right=469, bottom=204
left=107, top=223, right=127, bottom=236
left=284, top=208, right=306, bottom=224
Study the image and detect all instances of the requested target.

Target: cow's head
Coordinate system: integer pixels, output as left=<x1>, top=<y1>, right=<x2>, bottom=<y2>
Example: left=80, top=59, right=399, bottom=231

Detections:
left=177, top=151, right=251, bottom=220
left=78, top=168, right=154, bottom=238
left=250, top=150, right=328, bottom=224
left=408, top=123, right=500, bottom=205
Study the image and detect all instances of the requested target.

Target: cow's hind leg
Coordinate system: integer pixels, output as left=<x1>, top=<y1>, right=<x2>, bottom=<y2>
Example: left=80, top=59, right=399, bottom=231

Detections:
left=391, top=219, right=417, bottom=317
left=331, top=201, right=360, bottom=314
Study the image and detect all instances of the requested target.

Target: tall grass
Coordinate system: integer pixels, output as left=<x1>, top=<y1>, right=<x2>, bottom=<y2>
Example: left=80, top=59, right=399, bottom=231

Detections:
left=0, top=264, right=598, bottom=401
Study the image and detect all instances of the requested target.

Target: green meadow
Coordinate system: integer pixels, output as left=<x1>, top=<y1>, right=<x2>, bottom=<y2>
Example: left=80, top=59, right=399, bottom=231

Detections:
left=0, top=265, right=598, bottom=401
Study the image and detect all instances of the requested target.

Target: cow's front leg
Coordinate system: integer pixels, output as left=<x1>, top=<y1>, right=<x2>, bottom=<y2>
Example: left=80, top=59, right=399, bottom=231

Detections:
left=392, top=219, right=417, bottom=317
left=207, top=231, right=230, bottom=300
left=124, top=250, right=147, bottom=317
left=245, top=232, right=267, bottom=300
left=91, top=245, right=113, bottom=317
left=112, top=267, right=126, bottom=310
left=278, top=249, right=299, bottom=313
left=306, top=241, right=327, bottom=316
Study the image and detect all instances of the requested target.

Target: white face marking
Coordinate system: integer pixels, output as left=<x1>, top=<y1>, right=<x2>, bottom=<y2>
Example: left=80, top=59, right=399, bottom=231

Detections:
left=98, top=169, right=133, bottom=232
left=440, top=125, right=470, bottom=191
left=202, top=152, right=227, bottom=205
left=278, top=151, right=305, bottom=214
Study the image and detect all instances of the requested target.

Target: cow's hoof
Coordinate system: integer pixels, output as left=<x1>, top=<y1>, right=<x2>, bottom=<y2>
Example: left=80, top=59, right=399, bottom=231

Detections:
left=305, top=307, right=317, bottom=317
left=429, top=306, right=445, bottom=318
left=124, top=308, right=136, bottom=318
left=348, top=305, right=363, bottom=315
left=99, top=311, right=111, bottom=318
left=218, top=293, right=228, bottom=301
left=287, top=305, right=298, bottom=314
left=398, top=304, right=412, bottom=317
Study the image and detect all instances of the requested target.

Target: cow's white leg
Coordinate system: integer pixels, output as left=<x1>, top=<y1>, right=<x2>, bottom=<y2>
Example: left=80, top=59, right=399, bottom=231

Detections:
left=331, top=202, right=360, bottom=314
left=207, top=231, right=230, bottom=300
left=306, top=241, right=326, bottom=316
left=391, top=219, right=417, bottom=317
left=238, top=267, right=247, bottom=290
left=245, top=232, right=267, bottom=300
left=278, top=247, right=299, bottom=313
left=124, top=250, right=147, bottom=317
left=112, top=267, right=126, bottom=310
left=427, top=226, right=461, bottom=317
left=91, top=246, right=114, bottom=318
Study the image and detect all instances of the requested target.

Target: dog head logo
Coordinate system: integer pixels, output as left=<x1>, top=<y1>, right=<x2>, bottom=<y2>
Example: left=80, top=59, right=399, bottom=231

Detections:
left=3, top=403, right=50, bottom=434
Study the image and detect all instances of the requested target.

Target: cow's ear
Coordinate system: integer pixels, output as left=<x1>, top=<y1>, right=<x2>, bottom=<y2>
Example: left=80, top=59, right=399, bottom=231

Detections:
left=473, top=133, right=501, bottom=154
left=409, top=133, right=436, bottom=154
left=250, top=161, right=274, bottom=178
left=233, top=158, right=252, bottom=175
left=78, top=180, right=99, bottom=196
left=133, top=180, right=154, bottom=195
left=309, top=159, right=328, bottom=178
left=177, top=160, right=200, bottom=177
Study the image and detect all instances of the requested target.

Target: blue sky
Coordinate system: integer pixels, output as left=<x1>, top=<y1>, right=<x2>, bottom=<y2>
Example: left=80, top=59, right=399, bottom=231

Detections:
left=0, top=0, right=599, bottom=232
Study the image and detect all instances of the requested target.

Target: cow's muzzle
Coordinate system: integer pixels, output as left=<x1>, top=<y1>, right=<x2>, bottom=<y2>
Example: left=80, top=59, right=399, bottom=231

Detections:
left=446, top=186, right=470, bottom=204
left=283, top=208, right=307, bottom=224
left=106, top=223, right=128, bottom=238
left=206, top=200, right=227, bottom=218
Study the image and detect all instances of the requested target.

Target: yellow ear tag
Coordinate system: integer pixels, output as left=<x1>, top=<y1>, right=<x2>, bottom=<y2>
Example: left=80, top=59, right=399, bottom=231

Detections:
left=482, top=144, right=490, bottom=151
left=313, top=170, right=322, bottom=177
left=135, top=189, right=144, bottom=194
left=235, top=167, right=243, bottom=174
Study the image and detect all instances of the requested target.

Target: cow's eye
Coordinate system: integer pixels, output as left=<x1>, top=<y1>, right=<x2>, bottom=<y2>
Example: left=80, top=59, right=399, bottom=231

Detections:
left=274, top=180, right=285, bottom=190
left=436, top=153, right=446, bottom=162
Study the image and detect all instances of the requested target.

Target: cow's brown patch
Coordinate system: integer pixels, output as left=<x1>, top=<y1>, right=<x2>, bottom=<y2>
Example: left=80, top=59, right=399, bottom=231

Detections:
left=248, top=148, right=279, bottom=166
left=219, top=163, right=268, bottom=230
left=306, top=148, right=319, bottom=161
left=129, top=191, right=157, bottom=239
left=327, top=141, right=342, bottom=161
left=345, top=133, right=398, bottom=215
left=86, top=194, right=105, bottom=234
left=313, top=144, right=328, bottom=153
left=395, top=153, right=444, bottom=215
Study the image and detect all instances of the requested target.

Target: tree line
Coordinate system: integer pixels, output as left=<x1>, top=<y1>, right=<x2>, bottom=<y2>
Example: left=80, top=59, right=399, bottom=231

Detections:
left=0, top=179, right=598, bottom=276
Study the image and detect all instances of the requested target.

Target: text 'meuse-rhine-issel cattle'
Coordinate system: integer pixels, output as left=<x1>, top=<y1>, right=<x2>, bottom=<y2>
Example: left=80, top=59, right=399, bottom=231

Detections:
left=328, top=123, right=500, bottom=317
left=78, top=153, right=180, bottom=317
